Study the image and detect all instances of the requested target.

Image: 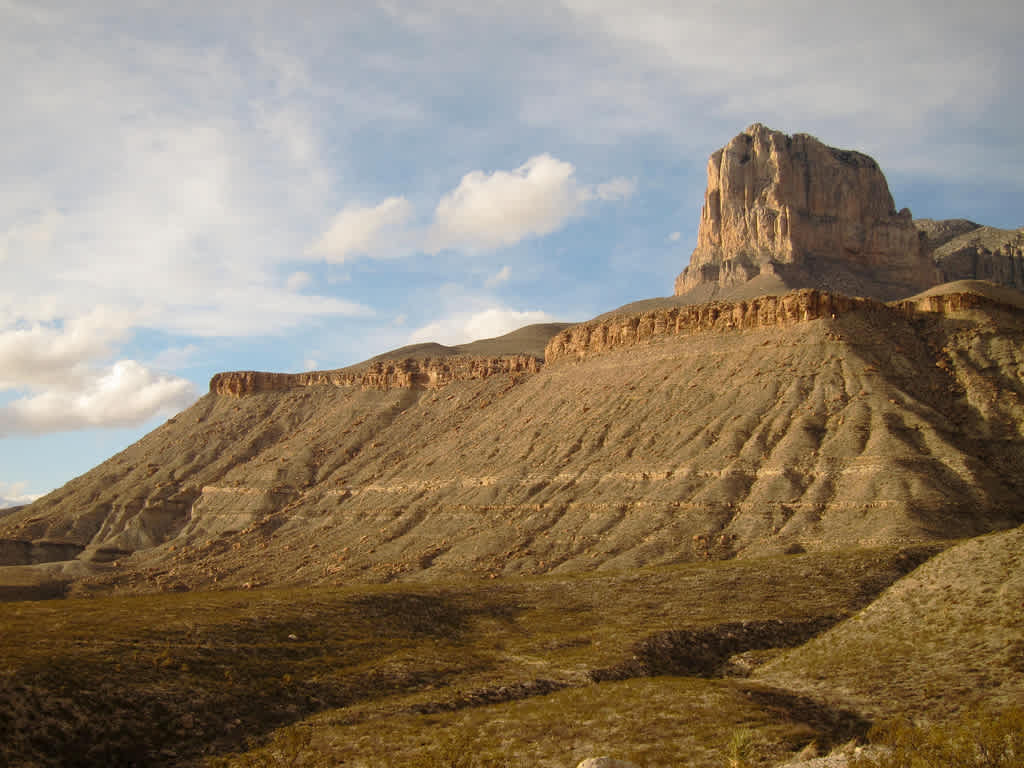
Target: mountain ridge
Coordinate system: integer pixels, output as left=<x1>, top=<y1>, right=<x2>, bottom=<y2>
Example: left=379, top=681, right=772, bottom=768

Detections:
left=3, top=280, right=1023, bottom=597
left=3, top=123, right=1024, bottom=600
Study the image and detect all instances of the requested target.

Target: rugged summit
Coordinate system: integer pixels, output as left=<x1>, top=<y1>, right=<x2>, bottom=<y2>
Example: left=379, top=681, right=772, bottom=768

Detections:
left=674, top=124, right=938, bottom=301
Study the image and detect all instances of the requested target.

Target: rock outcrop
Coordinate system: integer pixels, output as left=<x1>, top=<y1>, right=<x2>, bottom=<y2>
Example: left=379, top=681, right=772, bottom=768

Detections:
left=210, top=355, right=541, bottom=396
left=547, top=290, right=876, bottom=364
left=545, top=287, right=1019, bottom=365
left=924, top=222, right=1024, bottom=291
left=674, top=124, right=939, bottom=301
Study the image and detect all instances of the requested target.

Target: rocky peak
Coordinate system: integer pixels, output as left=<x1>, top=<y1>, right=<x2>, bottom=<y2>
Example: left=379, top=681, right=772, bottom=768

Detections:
left=675, top=123, right=939, bottom=300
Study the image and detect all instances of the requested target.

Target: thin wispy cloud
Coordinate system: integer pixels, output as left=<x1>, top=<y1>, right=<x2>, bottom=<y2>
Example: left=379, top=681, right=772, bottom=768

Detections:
left=485, top=266, right=512, bottom=288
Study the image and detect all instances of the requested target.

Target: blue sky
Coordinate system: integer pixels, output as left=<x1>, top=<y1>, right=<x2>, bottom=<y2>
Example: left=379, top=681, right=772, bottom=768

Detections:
left=1, top=0, right=1022, bottom=504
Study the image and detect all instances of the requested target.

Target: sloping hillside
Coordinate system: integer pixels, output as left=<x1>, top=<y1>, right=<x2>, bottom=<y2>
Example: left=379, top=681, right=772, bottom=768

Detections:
left=754, top=523, right=1024, bottom=722
left=1, top=285, right=1023, bottom=595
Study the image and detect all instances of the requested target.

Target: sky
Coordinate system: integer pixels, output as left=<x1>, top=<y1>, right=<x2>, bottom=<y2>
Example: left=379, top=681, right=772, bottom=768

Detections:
left=1, top=1, right=1021, bottom=505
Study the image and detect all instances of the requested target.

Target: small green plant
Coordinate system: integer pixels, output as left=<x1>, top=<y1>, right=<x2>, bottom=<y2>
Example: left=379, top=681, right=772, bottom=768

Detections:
left=851, top=707, right=1024, bottom=768
left=726, top=728, right=756, bottom=768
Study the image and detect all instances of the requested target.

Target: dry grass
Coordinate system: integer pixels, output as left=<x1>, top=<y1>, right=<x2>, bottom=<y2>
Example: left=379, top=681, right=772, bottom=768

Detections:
left=755, top=526, right=1024, bottom=722
left=0, top=545, right=930, bottom=767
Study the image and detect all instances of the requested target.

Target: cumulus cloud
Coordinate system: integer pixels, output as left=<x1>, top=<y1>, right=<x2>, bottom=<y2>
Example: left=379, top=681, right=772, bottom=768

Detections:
left=308, top=156, right=634, bottom=262
left=427, top=154, right=582, bottom=252
left=0, top=360, right=196, bottom=436
left=427, top=154, right=633, bottom=253
left=307, top=197, right=415, bottom=263
left=0, top=481, right=40, bottom=509
left=0, top=307, right=197, bottom=436
left=0, top=308, right=134, bottom=391
left=408, top=306, right=555, bottom=347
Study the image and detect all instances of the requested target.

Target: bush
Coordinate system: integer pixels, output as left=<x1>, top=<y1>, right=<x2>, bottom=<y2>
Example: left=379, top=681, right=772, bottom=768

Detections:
left=851, top=707, right=1024, bottom=768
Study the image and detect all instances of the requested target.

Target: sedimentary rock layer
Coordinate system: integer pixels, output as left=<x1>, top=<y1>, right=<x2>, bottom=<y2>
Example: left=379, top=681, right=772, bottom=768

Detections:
left=210, top=356, right=541, bottom=396
left=546, top=288, right=1019, bottom=364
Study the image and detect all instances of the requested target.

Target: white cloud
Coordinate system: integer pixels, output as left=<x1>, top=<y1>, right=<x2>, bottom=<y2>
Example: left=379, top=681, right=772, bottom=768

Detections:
left=554, top=0, right=1023, bottom=180
left=0, top=10, right=366, bottom=344
left=0, top=480, right=40, bottom=508
left=307, top=197, right=414, bottom=263
left=427, top=155, right=581, bottom=252
left=485, top=265, right=511, bottom=288
left=668, top=231, right=681, bottom=242
left=307, top=156, right=634, bottom=263
left=0, top=307, right=134, bottom=391
left=303, top=358, right=318, bottom=371
left=427, top=154, right=633, bottom=253
left=0, top=360, right=196, bottom=436
left=0, top=307, right=196, bottom=436
left=408, top=306, right=555, bottom=347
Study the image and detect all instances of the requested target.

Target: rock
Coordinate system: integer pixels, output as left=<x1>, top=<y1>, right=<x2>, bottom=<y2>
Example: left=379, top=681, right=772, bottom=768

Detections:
left=913, top=218, right=982, bottom=251
left=576, top=759, right=640, bottom=768
left=928, top=224, right=1024, bottom=290
left=674, top=123, right=939, bottom=301
left=209, top=355, right=540, bottom=396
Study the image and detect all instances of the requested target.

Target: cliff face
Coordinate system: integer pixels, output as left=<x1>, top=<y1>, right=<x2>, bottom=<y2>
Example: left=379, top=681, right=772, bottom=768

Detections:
left=674, top=124, right=938, bottom=300
left=210, top=355, right=541, bottom=396
left=931, top=225, right=1024, bottom=291
left=545, top=288, right=1015, bottom=364
left=547, top=290, right=873, bottom=363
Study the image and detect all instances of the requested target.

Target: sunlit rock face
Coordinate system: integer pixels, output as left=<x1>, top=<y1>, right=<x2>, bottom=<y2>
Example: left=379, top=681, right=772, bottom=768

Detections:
left=675, top=123, right=938, bottom=300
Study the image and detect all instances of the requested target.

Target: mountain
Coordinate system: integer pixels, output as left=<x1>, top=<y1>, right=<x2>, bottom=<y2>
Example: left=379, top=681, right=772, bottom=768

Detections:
left=3, top=125, right=1024, bottom=768
left=2, top=282, right=1023, bottom=597
left=2, top=125, right=1024, bottom=600
left=673, top=124, right=1024, bottom=303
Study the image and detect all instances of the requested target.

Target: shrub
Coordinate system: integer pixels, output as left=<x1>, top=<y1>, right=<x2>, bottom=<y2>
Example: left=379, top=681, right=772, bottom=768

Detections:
left=851, top=707, right=1024, bottom=768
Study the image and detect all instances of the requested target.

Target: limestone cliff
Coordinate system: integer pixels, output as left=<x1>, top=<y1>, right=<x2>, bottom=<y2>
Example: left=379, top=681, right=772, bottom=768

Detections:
left=674, top=124, right=938, bottom=301
left=546, top=287, right=1018, bottom=364
left=210, top=355, right=541, bottom=396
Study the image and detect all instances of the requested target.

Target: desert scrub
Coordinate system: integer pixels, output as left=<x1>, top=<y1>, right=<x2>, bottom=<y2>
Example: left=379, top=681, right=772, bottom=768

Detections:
left=725, top=728, right=756, bottom=768
left=850, top=707, right=1024, bottom=768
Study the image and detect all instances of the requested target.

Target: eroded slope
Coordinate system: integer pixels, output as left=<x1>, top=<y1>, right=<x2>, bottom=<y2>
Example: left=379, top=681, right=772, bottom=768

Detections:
left=1, top=288, right=1023, bottom=594
left=754, top=523, right=1024, bottom=721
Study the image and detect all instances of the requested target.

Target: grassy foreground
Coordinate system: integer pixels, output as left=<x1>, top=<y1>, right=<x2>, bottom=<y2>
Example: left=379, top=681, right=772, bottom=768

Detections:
left=1, top=546, right=938, bottom=767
